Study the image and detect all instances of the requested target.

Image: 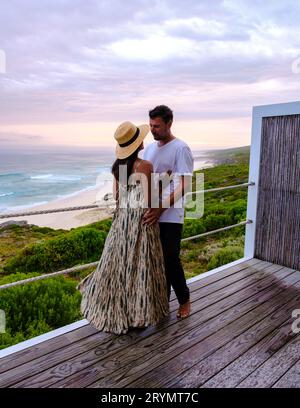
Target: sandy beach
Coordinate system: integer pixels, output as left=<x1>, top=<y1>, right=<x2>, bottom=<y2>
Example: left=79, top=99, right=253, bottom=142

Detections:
left=0, top=159, right=215, bottom=231
left=0, top=181, right=115, bottom=231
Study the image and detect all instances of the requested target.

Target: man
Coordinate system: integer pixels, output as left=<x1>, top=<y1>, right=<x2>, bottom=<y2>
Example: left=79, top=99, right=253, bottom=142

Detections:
left=142, top=105, right=194, bottom=318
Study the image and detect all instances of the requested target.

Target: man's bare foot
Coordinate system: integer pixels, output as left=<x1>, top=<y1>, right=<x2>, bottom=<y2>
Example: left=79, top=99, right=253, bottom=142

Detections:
left=176, top=299, right=191, bottom=318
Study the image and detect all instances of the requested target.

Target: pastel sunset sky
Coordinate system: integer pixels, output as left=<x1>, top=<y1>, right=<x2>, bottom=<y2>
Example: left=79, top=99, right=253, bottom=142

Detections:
left=1, top=0, right=300, bottom=151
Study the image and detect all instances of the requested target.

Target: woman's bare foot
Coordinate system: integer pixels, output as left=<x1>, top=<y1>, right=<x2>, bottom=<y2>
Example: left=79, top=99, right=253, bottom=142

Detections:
left=176, top=299, right=191, bottom=318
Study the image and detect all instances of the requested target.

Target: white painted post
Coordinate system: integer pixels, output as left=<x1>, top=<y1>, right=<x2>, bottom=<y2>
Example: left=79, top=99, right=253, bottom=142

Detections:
left=244, top=100, right=300, bottom=258
left=244, top=107, right=262, bottom=258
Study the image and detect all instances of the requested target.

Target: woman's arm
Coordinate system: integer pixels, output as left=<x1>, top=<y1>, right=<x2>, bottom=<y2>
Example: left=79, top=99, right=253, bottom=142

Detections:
left=113, top=176, right=119, bottom=205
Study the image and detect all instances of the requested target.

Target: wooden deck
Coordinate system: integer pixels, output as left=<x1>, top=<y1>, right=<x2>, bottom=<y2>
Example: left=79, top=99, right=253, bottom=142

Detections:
left=0, top=257, right=300, bottom=388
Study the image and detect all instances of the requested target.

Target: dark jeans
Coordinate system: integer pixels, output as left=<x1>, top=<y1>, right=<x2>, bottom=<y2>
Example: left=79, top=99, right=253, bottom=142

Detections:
left=159, top=222, right=190, bottom=305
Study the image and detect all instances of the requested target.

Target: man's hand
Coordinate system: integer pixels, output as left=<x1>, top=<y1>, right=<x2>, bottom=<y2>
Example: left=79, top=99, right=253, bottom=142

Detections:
left=142, top=208, right=165, bottom=226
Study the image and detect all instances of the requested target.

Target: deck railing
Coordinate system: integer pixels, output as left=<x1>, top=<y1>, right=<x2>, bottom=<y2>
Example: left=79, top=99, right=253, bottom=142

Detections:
left=0, top=181, right=254, bottom=290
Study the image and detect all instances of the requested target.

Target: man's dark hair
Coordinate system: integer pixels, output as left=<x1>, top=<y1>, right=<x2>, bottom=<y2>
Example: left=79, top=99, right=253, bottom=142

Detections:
left=149, top=105, right=173, bottom=124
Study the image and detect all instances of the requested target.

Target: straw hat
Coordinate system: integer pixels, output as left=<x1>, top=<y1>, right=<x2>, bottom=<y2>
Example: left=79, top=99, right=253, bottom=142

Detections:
left=114, top=121, right=149, bottom=159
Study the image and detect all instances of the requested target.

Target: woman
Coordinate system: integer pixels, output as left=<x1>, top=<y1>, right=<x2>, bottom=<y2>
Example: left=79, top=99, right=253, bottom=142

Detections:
left=76, top=121, right=169, bottom=335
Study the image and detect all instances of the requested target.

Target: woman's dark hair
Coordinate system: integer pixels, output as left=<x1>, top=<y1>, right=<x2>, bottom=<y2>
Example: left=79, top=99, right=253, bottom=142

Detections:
left=111, top=146, right=140, bottom=184
left=149, top=105, right=173, bottom=124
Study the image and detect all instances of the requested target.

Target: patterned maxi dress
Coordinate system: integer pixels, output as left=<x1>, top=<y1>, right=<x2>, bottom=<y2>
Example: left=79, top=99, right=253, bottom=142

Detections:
left=76, top=176, right=169, bottom=335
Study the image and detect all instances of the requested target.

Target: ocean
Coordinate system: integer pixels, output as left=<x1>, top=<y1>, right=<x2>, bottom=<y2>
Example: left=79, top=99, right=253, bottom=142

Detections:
left=0, top=146, right=214, bottom=213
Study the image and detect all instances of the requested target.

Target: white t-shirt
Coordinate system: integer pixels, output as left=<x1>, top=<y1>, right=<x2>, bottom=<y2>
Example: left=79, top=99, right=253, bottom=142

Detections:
left=142, top=138, right=194, bottom=224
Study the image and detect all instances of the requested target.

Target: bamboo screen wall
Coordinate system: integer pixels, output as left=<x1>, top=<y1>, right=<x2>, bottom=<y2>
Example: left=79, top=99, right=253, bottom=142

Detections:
left=254, top=114, right=300, bottom=269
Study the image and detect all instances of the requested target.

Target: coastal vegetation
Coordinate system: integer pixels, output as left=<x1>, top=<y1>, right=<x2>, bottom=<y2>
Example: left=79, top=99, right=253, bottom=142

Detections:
left=0, top=146, right=250, bottom=349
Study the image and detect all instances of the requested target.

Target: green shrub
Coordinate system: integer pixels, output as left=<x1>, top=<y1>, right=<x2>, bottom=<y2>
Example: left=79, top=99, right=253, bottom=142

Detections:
left=0, top=272, right=82, bottom=349
left=85, top=218, right=112, bottom=233
left=3, top=228, right=106, bottom=274
left=207, top=246, right=244, bottom=270
left=204, top=214, right=232, bottom=231
left=183, top=219, right=206, bottom=239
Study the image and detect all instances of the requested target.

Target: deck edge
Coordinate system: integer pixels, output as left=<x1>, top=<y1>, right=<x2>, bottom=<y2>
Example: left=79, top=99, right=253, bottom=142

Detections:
left=0, top=319, right=89, bottom=359
left=0, top=256, right=253, bottom=359
left=186, top=256, right=254, bottom=284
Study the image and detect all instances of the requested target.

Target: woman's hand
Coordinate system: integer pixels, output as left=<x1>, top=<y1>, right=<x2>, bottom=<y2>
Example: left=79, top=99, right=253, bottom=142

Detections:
left=160, top=170, right=172, bottom=182
left=142, top=170, right=172, bottom=225
left=142, top=208, right=165, bottom=226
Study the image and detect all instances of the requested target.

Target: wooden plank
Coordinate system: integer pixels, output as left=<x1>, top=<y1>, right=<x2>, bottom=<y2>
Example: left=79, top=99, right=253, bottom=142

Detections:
left=0, top=324, right=98, bottom=374
left=7, top=262, right=287, bottom=387
left=170, top=258, right=264, bottom=301
left=26, top=266, right=298, bottom=388
left=2, top=261, right=292, bottom=388
left=202, top=318, right=298, bottom=388
left=168, top=299, right=299, bottom=387
left=118, top=276, right=300, bottom=388
left=0, top=259, right=266, bottom=383
left=172, top=258, right=263, bottom=298
left=237, top=332, right=300, bottom=387
left=272, top=357, right=300, bottom=388
left=0, top=258, right=261, bottom=372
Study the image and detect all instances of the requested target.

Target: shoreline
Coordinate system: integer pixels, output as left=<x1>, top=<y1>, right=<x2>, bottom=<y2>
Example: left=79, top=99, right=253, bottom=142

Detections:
left=0, top=182, right=115, bottom=231
left=0, top=159, right=217, bottom=231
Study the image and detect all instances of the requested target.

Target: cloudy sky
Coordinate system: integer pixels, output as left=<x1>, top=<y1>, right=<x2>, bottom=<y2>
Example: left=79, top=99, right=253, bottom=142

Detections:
left=0, top=0, right=300, bottom=151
